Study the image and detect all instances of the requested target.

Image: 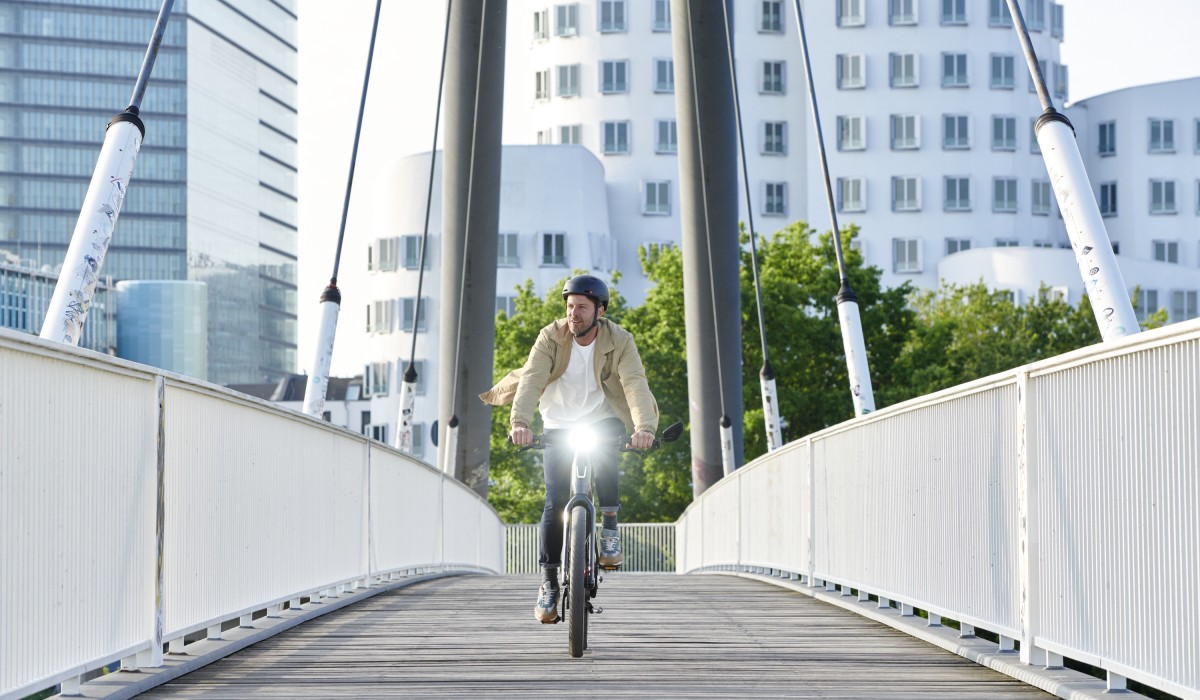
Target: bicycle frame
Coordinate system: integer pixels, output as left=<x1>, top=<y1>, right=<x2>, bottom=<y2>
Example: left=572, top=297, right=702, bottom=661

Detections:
left=560, top=448, right=598, bottom=594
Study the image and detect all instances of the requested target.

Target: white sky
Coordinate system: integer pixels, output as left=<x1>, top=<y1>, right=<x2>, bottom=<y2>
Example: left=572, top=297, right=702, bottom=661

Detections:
left=295, top=0, right=1200, bottom=375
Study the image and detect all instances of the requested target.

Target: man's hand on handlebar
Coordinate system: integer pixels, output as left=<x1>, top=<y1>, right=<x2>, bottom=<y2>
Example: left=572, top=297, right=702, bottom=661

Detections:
left=510, top=423, right=533, bottom=447
left=629, top=430, right=655, bottom=450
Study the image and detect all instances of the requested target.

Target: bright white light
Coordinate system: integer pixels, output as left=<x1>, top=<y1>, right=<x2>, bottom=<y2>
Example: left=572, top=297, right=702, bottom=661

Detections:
left=568, top=426, right=598, bottom=452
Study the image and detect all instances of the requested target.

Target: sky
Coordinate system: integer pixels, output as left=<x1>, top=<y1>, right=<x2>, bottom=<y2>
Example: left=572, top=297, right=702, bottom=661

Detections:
left=295, top=0, right=1200, bottom=376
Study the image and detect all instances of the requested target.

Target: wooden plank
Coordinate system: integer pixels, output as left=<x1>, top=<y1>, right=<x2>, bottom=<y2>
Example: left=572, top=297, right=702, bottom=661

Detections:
left=141, top=574, right=1050, bottom=698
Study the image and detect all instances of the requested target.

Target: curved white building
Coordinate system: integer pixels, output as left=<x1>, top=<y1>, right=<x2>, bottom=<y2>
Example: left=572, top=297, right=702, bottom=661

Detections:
left=362, top=145, right=612, bottom=451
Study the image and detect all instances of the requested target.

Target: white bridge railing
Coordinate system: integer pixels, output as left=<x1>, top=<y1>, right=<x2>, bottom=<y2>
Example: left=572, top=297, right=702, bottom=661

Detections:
left=677, top=319, right=1200, bottom=700
left=0, top=328, right=504, bottom=700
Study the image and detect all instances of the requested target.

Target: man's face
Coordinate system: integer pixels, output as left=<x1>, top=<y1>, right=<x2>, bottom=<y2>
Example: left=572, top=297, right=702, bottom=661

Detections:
left=566, top=294, right=599, bottom=334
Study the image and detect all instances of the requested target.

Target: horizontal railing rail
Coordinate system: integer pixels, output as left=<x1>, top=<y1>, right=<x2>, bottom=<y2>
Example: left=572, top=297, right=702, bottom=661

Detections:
left=0, top=328, right=504, bottom=700
left=506, top=523, right=676, bottom=573
left=677, top=319, right=1200, bottom=700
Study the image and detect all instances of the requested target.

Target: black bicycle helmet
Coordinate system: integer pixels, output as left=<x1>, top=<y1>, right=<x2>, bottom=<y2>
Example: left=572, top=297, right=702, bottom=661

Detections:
left=561, top=274, right=610, bottom=310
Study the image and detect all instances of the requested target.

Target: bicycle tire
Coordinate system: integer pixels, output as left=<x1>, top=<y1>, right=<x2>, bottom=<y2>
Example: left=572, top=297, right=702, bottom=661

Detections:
left=567, top=507, right=588, bottom=658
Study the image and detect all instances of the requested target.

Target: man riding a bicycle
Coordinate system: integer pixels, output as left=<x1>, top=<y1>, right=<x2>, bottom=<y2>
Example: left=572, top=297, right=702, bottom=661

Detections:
left=480, top=274, right=658, bottom=623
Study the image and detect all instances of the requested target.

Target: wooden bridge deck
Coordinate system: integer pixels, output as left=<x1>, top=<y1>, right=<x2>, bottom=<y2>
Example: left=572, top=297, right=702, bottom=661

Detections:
left=140, top=573, right=1049, bottom=698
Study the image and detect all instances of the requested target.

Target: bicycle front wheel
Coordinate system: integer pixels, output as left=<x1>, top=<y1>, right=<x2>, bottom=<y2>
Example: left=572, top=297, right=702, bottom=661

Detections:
left=567, top=507, right=588, bottom=658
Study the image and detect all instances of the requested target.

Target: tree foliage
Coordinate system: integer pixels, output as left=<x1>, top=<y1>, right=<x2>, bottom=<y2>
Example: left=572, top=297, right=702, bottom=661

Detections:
left=486, top=222, right=1120, bottom=523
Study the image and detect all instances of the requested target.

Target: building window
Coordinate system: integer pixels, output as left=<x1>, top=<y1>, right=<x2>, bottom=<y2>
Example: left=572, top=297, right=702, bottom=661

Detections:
left=761, top=61, right=785, bottom=94
left=1195, top=119, right=1200, bottom=154
left=1030, top=118, right=1042, bottom=153
left=890, top=114, right=919, bottom=150
left=989, top=0, right=1012, bottom=26
left=1150, top=179, right=1177, bottom=214
left=498, top=232, right=520, bottom=266
left=557, top=64, right=580, bottom=97
left=559, top=124, right=581, bottom=144
left=763, top=121, right=787, bottom=155
left=992, top=116, right=1017, bottom=150
left=837, top=0, right=865, bottom=27
left=497, top=295, right=518, bottom=318
left=889, top=53, right=918, bottom=88
left=399, top=297, right=427, bottom=332
left=410, top=422, right=426, bottom=457
left=1051, top=2, right=1064, bottom=38
left=763, top=182, right=787, bottom=216
left=535, top=69, right=550, bottom=101
left=993, top=177, right=1018, bottom=212
left=406, top=359, right=429, bottom=396
left=838, top=115, right=865, bottom=151
left=837, top=54, right=865, bottom=89
left=655, top=119, right=677, bottom=154
left=1032, top=180, right=1052, bottom=216
left=889, top=0, right=917, bottom=25
left=372, top=237, right=400, bottom=272
left=893, top=238, right=921, bottom=273
left=941, top=53, right=968, bottom=87
left=944, top=176, right=970, bottom=211
left=643, top=180, right=671, bottom=215
left=653, top=0, right=671, bottom=31
left=555, top=4, right=579, bottom=36
left=1150, top=118, right=1175, bottom=153
left=370, top=299, right=394, bottom=334
left=943, top=114, right=969, bottom=149
left=1172, top=290, right=1198, bottom=321
left=1099, top=182, right=1117, bottom=217
left=599, top=0, right=627, bottom=32
left=1026, top=0, right=1045, bottom=31
left=535, top=128, right=553, bottom=144
left=401, top=235, right=427, bottom=269
left=1033, top=241, right=1054, bottom=249
left=602, top=121, right=630, bottom=154
left=990, top=54, right=1014, bottom=88
left=1099, top=120, right=1116, bottom=156
left=600, top=60, right=629, bottom=93
left=837, top=177, right=865, bottom=212
left=761, top=1, right=784, bottom=32
left=1153, top=240, right=1180, bottom=263
left=995, top=239, right=1019, bottom=248
left=533, top=9, right=549, bottom=40
left=541, top=232, right=567, bottom=265
left=892, top=176, right=921, bottom=212
left=654, top=58, right=674, bottom=93
left=366, top=361, right=391, bottom=397
left=945, top=238, right=971, bottom=254
left=941, top=0, right=966, bottom=24
left=1133, top=289, right=1160, bottom=322
left=1054, top=63, right=1068, bottom=101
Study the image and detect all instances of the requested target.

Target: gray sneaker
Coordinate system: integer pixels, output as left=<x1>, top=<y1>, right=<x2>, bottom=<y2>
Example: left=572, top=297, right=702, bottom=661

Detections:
left=599, top=527, right=623, bottom=568
left=534, top=581, right=559, bottom=623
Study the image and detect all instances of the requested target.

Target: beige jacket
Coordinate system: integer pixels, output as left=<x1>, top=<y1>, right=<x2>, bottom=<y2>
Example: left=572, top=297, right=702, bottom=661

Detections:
left=479, top=318, right=659, bottom=435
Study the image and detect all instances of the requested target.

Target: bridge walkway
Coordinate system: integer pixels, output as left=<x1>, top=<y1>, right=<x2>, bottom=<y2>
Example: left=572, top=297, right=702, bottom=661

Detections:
left=139, top=574, right=1050, bottom=698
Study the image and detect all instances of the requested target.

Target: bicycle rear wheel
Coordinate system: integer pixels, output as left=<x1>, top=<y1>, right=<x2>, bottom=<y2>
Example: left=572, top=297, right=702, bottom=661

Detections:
left=567, top=507, right=588, bottom=658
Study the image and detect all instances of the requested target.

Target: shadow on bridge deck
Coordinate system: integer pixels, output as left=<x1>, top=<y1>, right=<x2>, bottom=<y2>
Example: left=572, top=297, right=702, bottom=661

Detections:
left=136, top=574, right=1050, bottom=698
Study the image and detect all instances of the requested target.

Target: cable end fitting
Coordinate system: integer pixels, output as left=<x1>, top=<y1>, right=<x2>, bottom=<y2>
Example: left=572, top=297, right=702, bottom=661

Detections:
left=319, top=283, right=342, bottom=305
left=836, top=279, right=859, bottom=305
left=1035, top=107, right=1075, bottom=138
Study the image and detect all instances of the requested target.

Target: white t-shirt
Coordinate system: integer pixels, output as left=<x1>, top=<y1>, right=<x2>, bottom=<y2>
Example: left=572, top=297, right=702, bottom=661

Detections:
left=540, top=339, right=615, bottom=429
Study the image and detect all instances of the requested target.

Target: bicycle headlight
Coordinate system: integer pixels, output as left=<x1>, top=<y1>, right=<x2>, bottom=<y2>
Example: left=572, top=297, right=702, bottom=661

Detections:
left=568, top=426, right=598, bottom=453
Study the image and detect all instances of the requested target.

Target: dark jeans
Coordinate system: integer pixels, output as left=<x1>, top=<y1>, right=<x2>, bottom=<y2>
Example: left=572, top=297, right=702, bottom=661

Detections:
left=539, top=417, right=624, bottom=569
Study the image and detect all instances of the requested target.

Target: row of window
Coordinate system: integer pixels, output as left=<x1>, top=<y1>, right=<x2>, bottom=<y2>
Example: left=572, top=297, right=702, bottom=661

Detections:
left=837, top=175, right=1055, bottom=215
left=836, top=53, right=1068, bottom=100
left=5, top=42, right=187, bottom=81
left=0, top=144, right=185, bottom=180
left=838, top=113, right=1051, bottom=153
left=6, top=7, right=188, bottom=45
left=1097, top=119, right=1200, bottom=156
left=366, top=297, right=428, bottom=335
left=4, top=75, right=186, bottom=114
left=0, top=108, right=187, bottom=145
left=532, top=0, right=787, bottom=39
left=0, top=177, right=186, bottom=213
left=837, top=175, right=1200, bottom=217
left=363, top=359, right=428, bottom=397
left=537, top=119, right=680, bottom=156
left=837, top=0, right=1063, bottom=37
left=534, top=59, right=788, bottom=99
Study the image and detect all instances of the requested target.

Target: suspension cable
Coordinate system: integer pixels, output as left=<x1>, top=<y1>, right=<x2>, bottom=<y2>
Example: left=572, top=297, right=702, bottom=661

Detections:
left=681, top=0, right=729, bottom=425
left=448, top=0, right=489, bottom=430
left=329, top=0, right=383, bottom=285
left=405, top=0, right=454, bottom=380
left=718, top=0, right=771, bottom=367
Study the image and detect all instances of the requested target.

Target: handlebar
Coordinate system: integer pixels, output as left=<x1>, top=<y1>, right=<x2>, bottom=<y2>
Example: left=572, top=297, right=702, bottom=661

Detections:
left=507, top=420, right=684, bottom=455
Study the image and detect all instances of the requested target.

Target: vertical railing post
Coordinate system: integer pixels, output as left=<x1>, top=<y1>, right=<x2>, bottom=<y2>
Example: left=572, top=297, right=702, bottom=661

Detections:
left=806, top=438, right=816, bottom=587
left=1017, top=368, right=1045, bottom=664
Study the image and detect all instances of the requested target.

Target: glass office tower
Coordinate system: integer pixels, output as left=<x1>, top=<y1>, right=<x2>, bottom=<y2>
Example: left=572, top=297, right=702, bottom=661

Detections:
left=0, top=0, right=298, bottom=384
